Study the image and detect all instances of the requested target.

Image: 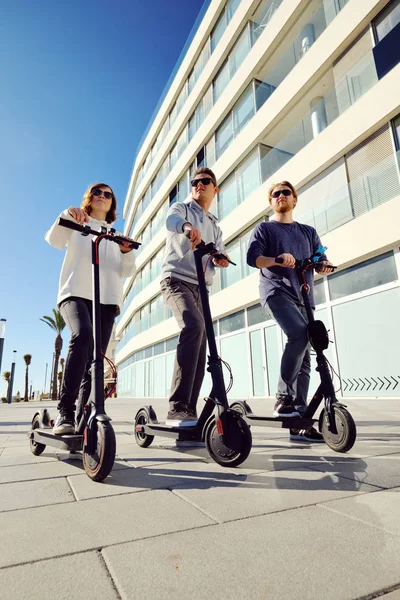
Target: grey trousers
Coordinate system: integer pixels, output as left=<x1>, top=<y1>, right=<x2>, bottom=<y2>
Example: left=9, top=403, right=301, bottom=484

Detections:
left=266, top=294, right=311, bottom=414
left=160, top=277, right=206, bottom=411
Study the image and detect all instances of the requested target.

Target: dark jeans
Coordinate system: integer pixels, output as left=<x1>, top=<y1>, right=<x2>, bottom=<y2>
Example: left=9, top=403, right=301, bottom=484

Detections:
left=58, top=296, right=117, bottom=423
left=160, top=277, right=206, bottom=411
left=266, top=294, right=311, bottom=414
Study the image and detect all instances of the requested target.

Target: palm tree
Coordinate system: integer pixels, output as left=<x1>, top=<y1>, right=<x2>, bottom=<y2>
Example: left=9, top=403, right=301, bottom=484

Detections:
left=3, top=371, right=11, bottom=401
left=58, top=357, right=65, bottom=401
left=40, top=309, right=65, bottom=400
left=23, top=354, right=32, bottom=401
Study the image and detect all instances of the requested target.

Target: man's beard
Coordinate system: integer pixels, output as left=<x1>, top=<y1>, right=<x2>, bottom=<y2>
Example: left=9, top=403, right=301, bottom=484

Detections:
left=275, top=203, right=291, bottom=213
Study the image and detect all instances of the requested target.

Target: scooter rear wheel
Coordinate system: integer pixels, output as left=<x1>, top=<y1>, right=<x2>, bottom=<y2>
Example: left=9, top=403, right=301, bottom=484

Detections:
left=205, top=414, right=252, bottom=467
left=30, top=415, right=46, bottom=456
left=83, top=421, right=116, bottom=482
left=320, top=406, right=356, bottom=453
left=134, top=409, right=155, bottom=448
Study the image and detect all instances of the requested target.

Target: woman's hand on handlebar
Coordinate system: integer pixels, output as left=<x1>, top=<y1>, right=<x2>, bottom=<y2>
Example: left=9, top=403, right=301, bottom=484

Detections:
left=68, top=207, right=89, bottom=225
left=276, top=253, right=295, bottom=268
left=315, top=260, right=334, bottom=274
left=119, top=236, right=134, bottom=253
left=183, top=224, right=202, bottom=249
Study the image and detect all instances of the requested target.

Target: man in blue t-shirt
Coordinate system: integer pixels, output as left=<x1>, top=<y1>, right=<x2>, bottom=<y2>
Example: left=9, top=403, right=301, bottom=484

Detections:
left=247, top=180, right=333, bottom=443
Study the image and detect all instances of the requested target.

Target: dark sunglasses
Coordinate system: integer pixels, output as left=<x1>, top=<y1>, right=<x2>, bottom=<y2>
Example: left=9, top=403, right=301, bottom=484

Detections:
left=271, top=188, right=292, bottom=198
left=190, top=177, right=215, bottom=187
left=92, top=188, right=113, bottom=200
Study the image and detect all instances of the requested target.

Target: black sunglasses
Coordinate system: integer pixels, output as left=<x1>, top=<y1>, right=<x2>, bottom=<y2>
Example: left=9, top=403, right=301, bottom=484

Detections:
left=92, top=188, right=113, bottom=200
left=271, top=188, right=292, bottom=198
left=191, top=177, right=215, bottom=187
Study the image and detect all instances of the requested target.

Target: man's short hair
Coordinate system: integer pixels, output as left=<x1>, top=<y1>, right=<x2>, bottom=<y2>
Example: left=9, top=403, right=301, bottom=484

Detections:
left=192, top=166, right=217, bottom=186
left=268, top=180, right=298, bottom=203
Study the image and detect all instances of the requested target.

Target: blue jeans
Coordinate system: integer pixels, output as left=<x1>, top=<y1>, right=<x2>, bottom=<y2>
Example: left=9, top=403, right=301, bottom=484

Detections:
left=58, top=297, right=117, bottom=422
left=266, top=294, right=311, bottom=414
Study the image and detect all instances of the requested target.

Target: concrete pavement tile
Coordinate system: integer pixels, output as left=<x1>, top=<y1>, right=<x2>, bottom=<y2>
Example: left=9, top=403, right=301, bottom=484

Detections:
left=0, top=444, right=57, bottom=457
left=0, top=489, right=213, bottom=568
left=1, top=437, right=34, bottom=448
left=102, top=505, right=400, bottom=600
left=0, top=454, right=58, bottom=467
left=379, top=589, right=400, bottom=599
left=0, top=551, right=119, bottom=600
left=117, top=441, right=209, bottom=467
left=0, top=459, right=86, bottom=483
left=320, top=487, right=400, bottom=536
left=306, top=452, right=400, bottom=489
left=68, top=459, right=242, bottom=501
left=162, top=464, right=378, bottom=522
left=0, top=478, right=75, bottom=512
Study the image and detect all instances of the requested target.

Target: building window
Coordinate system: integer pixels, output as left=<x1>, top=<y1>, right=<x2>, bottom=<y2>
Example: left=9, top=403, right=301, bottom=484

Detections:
left=220, top=310, right=245, bottom=335
left=328, top=252, right=397, bottom=301
left=373, top=0, right=400, bottom=42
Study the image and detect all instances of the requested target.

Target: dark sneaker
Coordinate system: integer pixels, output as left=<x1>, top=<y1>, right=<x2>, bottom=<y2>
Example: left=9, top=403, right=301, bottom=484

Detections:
left=290, top=427, right=324, bottom=443
left=166, top=410, right=198, bottom=427
left=273, top=398, right=300, bottom=418
left=52, top=410, right=75, bottom=435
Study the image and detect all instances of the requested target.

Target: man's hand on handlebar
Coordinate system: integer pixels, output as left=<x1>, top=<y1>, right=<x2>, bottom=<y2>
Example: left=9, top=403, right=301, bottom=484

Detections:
left=275, top=253, right=296, bottom=268
left=183, top=224, right=202, bottom=250
left=213, top=253, right=230, bottom=268
left=68, top=207, right=89, bottom=225
left=315, top=260, right=334, bottom=274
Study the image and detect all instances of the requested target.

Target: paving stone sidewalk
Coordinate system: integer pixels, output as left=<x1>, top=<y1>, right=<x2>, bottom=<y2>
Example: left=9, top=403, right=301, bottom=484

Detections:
left=1, top=397, right=400, bottom=600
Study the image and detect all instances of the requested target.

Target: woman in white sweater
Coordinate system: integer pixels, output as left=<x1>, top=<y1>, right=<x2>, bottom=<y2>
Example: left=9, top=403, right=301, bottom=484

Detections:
left=45, top=182, right=136, bottom=435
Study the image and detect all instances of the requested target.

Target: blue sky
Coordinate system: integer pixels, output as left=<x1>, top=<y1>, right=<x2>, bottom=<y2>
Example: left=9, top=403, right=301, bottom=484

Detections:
left=0, top=0, right=206, bottom=397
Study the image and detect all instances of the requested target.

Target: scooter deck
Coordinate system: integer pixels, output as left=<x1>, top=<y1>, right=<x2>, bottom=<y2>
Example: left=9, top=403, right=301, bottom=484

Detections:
left=138, top=421, right=203, bottom=440
left=29, top=428, right=83, bottom=452
left=242, top=414, right=317, bottom=430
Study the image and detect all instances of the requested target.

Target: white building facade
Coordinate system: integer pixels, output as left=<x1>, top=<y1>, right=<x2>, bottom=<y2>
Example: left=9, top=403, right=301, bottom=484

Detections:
left=117, top=0, right=400, bottom=402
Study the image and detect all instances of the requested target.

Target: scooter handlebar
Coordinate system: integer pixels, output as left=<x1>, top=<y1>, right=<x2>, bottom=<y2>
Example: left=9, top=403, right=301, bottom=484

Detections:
left=183, top=229, right=236, bottom=265
left=58, top=217, right=141, bottom=250
left=275, top=256, right=336, bottom=271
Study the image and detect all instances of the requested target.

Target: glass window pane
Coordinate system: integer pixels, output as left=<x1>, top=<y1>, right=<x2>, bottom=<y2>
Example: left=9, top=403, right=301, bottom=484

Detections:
left=166, top=336, right=179, bottom=352
left=154, top=341, right=165, bottom=356
left=332, top=287, right=400, bottom=397
left=374, top=0, right=400, bottom=42
left=221, top=239, right=241, bottom=289
left=218, top=172, right=237, bottom=220
left=393, top=114, right=400, bottom=149
left=314, top=278, right=326, bottom=305
left=220, top=332, right=250, bottom=397
left=248, top=303, right=270, bottom=327
left=237, top=150, right=260, bottom=203
left=214, top=60, right=230, bottom=102
left=250, top=329, right=265, bottom=396
left=227, top=0, right=241, bottom=20
left=211, top=9, right=227, bottom=53
left=153, top=355, right=165, bottom=397
left=165, top=352, right=175, bottom=397
left=233, top=85, right=255, bottom=135
left=216, top=114, right=234, bottom=159
left=264, top=325, right=279, bottom=396
left=329, top=252, right=396, bottom=300
left=240, top=228, right=254, bottom=278
left=220, top=310, right=245, bottom=335
left=230, top=26, right=250, bottom=77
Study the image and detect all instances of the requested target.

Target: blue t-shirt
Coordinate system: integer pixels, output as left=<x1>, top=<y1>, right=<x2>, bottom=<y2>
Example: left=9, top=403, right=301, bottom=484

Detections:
left=246, top=220, right=325, bottom=308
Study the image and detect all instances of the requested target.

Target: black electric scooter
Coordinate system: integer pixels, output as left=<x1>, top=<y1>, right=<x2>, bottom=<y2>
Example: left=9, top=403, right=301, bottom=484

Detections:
left=231, top=248, right=357, bottom=453
left=134, top=238, right=253, bottom=467
left=28, top=217, right=140, bottom=481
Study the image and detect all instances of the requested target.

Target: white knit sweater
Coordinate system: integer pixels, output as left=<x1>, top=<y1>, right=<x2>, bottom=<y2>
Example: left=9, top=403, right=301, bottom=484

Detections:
left=45, top=210, right=136, bottom=312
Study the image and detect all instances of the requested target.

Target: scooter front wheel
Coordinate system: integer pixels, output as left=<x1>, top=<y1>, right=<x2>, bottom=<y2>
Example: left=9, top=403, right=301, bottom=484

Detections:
left=134, top=409, right=155, bottom=448
left=205, top=414, right=252, bottom=467
left=320, top=406, right=356, bottom=453
left=30, top=415, right=46, bottom=456
left=83, top=421, right=116, bottom=482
